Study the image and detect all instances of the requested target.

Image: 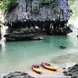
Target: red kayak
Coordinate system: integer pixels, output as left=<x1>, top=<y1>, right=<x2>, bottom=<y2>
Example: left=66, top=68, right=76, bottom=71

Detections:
left=41, top=62, right=57, bottom=71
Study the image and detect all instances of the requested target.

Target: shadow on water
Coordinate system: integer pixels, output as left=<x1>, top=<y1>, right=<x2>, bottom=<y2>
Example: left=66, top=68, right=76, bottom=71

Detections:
left=43, top=35, right=70, bottom=47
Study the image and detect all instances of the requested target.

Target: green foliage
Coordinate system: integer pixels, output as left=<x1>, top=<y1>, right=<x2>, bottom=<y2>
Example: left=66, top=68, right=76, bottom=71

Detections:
left=32, top=3, right=40, bottom=13
left=68, top=0, right=75, bottom=16
left=68, top=0, right=75, bottom=6
left=0, top=0, right=16, bottom=10
left=51, top=7, right=60, bottom=17
left=39, top=0, right=56, bottom=4
left=68, top=0, right=78, bottom=19
left=51, top=7, right=57, bottom=14
left=31, top=0, right=56, bottom=13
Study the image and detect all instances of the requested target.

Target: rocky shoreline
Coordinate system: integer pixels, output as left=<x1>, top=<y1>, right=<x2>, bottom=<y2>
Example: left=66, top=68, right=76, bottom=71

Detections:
left=4, top=24, right=72, bottom=41
left=0, top=64, right=77, bottom=78
left=63, top=64, right=78, bottom=78
left=1, top=71, right=34, bottom=78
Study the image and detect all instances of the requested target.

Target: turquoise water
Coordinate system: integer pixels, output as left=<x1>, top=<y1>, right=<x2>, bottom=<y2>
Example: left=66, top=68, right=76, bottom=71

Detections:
left=0, top=31, right=78, bottom=74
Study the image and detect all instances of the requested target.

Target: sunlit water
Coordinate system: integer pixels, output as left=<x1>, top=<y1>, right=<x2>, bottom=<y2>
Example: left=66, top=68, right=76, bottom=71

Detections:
left=0, top=30, right=78, bottom=74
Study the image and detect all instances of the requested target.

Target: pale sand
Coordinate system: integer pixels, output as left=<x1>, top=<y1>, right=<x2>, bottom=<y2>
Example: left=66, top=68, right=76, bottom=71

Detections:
left=27, top=65, right=71, bottom=78
left=0, top=64, right=71, bottom=78
left=0, top=70, right=70, bottom=78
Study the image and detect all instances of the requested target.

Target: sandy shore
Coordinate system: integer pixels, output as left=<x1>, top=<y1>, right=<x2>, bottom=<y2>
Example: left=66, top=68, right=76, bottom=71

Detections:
left=27, top=65, right=71, bottom=78
left=28, top=69, right=71, bottom=78
left=0, top=67, right=71, bottom=78
left=0, top=61, right=71, bottom=78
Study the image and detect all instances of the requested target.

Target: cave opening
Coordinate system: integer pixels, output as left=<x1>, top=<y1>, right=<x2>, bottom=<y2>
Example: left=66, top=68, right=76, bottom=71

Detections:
left=6, top=20, right=70, bottom=35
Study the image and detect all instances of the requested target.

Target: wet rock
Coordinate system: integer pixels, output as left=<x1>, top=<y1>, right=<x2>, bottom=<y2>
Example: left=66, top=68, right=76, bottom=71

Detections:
left=71, top=76, right=77, bottom=78
left=63, top=64, right=78, bottom=78
left=60, top=46, right=66, bottom=49
left=4, top=33, right=37, bottom=41
left=63, top=67, right=66, bottom=69
left=4, top=27, right=41, bottom=41
left=33, top=37, right=43, bottom=40
left=3, top=71, right=34, bottom=78
left=63, top=71, right=68, bottom=75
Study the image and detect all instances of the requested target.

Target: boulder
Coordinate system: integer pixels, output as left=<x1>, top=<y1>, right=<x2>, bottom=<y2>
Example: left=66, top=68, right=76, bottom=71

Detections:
left=63, top=64, right=78, bottom=78
left=60, top=46, right=66, bottom=49
left=3, top=71, right=34, bottom=78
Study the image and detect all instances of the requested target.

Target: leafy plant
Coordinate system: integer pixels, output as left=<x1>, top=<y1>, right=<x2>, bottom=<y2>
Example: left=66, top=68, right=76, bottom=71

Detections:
left=68, top=0, right=78, bottom=19
left=68, top=0, right=75, bottom=16
left=39, top=0, right=56, bottom=4
left=32, top=3, right=40, bottom=13
left=0, top=0, right=17, bottom=11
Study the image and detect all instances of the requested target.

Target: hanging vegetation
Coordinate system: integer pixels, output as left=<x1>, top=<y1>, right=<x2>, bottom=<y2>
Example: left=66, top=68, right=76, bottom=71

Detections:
left=39, top=0, right=56, bottom=4
left=0, top=0, right=17, bottom=11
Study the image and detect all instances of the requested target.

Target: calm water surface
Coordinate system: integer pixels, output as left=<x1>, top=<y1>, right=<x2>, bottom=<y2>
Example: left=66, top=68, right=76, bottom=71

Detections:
left=0, top=31, right=78, bottom=74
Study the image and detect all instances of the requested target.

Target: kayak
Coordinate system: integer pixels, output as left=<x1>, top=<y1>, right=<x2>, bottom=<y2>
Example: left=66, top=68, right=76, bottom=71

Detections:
left=41, top=62, right=57, bottom=71
left=32, top=64, right=42, bottom=73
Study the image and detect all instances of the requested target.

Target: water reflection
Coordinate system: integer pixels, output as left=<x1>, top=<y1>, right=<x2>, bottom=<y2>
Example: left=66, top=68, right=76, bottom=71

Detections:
left=0, top=21, right=8, bottom=55
left=0, top=41, right=6, bottom=55
left=0, top=25, right=7, bottom=55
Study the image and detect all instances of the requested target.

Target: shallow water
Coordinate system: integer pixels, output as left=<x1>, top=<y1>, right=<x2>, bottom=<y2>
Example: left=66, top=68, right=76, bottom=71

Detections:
left=0, top=30, right=78, bottom=74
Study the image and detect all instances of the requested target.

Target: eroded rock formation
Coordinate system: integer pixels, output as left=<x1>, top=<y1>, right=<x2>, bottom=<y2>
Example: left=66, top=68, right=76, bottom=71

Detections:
left=5, top=0, right=70, bottom=23
left=4, top=0, right=72, bottom=40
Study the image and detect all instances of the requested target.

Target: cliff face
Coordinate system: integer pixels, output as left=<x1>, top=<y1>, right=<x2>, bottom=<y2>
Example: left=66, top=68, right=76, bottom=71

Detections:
left=5, top=0, right=70, bottom=22
left=4, top=0, right=72, bottom=36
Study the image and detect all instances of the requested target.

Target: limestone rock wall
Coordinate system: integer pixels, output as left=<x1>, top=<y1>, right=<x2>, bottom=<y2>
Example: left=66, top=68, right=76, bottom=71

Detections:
left=5, top=0, right=70, bottom=23
left=4, top=0, right=72, bottom=36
